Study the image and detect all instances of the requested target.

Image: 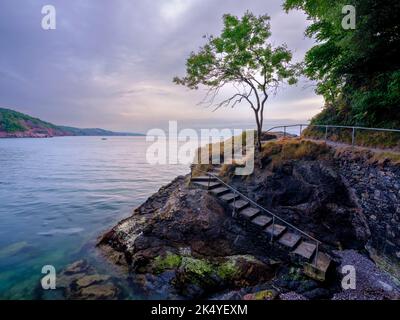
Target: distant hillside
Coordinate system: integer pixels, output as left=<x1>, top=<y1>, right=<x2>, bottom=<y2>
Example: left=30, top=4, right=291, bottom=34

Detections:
left=57, top=126, right=143, bottom=137
left=0, top=108, right=144, bottom=138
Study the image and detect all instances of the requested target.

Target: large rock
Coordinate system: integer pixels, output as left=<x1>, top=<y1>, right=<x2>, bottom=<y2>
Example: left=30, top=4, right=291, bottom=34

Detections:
left=225, top=142, right=370, bottom=250
left=243, top=289, right=278, bottom=300
left=98, top=140, right=400, bottom=300
left=57, top=260, right=120, bottom=300
left=76, top=284, right=119, bottom=300
left=98, top=177, right=276, bottom=299
left=334, top=147, right=400, bottom=277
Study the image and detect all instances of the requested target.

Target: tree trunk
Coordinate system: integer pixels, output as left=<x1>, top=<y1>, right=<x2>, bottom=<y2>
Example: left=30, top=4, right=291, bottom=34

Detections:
left=254, top=111, right=262, bottom=152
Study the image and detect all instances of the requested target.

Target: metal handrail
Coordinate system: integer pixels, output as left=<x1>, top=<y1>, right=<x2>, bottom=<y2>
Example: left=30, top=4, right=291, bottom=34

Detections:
left=192, top=168, right=322, bottom=246
left=266, top=124, right=400, bottom=133
left=264, top=124, right=400, bottom=147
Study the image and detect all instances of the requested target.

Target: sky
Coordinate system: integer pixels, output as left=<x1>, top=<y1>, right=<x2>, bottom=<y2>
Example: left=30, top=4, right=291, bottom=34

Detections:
left=0, top=0, right=324, bottom=133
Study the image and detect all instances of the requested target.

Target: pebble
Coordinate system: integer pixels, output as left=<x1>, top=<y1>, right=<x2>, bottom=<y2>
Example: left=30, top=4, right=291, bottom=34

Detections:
left=279, top=292, right=307, bottom=300
left=332, top=250, right=400, bottom=300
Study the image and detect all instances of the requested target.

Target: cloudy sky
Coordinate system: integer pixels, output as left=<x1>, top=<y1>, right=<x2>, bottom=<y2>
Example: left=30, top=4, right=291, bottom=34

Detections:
left=0, top=0, right=323, bottom=133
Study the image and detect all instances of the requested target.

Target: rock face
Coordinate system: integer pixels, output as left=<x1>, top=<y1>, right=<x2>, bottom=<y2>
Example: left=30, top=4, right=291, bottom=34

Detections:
left=56, top=260, right=121, bottom=300
left=99, top=140, right=400, bottom=300
left=333, top=148, right=400, bottom=277
left=224, top=141, right=400, bottom=281
left=226, top=149, right=370, bottom=251
left=99, top=176, right=276, bottom=299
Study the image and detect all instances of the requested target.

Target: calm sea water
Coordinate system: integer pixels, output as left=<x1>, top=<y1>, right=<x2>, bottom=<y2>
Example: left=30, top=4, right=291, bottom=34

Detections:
left=0, top=126, right=303, bottom=299
left=0, top=136, right=192, bottom=299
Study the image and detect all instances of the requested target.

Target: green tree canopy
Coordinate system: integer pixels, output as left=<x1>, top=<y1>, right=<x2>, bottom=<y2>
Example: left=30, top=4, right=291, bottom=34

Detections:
left=174, top=11, right=301, bottom=149
left=284, top=0, right=400, bottom=127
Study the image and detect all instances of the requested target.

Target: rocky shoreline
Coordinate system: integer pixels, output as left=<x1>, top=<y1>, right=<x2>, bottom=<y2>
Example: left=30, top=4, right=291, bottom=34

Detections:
left=0, top=129, right=70, bottom=138
left=57, top=139, right=400, bottom=300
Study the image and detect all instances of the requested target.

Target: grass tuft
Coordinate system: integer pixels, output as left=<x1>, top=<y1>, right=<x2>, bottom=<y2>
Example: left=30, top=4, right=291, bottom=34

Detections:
left=303, top=127, right=400, bottom=150
left=261, top=139, right=331, bottom=168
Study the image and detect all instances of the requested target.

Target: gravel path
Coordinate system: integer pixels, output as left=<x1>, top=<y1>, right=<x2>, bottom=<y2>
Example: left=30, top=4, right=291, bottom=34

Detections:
left=332, top=250, right=400, bottom=300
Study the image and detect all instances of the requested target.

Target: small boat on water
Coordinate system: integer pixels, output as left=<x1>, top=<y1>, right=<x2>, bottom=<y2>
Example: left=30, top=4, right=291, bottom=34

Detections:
left=101, top=138, right=107, bottom=140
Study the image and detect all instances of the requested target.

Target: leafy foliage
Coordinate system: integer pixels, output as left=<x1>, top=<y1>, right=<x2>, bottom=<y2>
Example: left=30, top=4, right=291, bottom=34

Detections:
left=284, top=0, right=400, bottom=128
left=174, top=11, right=301, bottom=149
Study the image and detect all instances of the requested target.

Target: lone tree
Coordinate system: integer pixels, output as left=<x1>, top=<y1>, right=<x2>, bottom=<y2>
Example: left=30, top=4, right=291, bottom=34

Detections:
left=174, top=12, right=301, bottom=151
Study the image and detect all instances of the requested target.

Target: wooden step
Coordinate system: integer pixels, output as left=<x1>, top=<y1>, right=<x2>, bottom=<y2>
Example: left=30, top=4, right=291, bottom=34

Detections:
left=278, top=231, right=301, bottom=249
left=219, top=192, right=240, bottom=202
left=191, top=176, right=216, bottom=182
left=304, top=252, right=332, bottom=282
left=265, top=224, right=287, bottom=238
left=231, top=200, right=250, bottom=211
left=210, top=168, right=221, bottom=174
left=210, top=187, right=230, bottom=196
left=251, top=215, right=272, bottom=227
left=192, top=181, right=221, bottom=190
left=240, top=207, right=261, bottom=219
left=293, top=241, right=317, bottom=260
left=312, top=252, right=331, bottom=273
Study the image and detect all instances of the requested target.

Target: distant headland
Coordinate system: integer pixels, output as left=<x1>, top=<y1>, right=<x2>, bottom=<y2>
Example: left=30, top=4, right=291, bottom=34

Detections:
left=0, top=108, right=144, bottom=138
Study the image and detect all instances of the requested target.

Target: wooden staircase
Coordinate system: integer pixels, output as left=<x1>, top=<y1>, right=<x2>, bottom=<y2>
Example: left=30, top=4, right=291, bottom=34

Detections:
left=191, top=166, right=332, bottom=281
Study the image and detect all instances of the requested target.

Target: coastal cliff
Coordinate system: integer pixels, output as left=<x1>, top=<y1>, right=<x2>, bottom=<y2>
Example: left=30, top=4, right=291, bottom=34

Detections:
left=0, top=108, right=143, bottom=138
left=96, top=139, right=400, bottom=300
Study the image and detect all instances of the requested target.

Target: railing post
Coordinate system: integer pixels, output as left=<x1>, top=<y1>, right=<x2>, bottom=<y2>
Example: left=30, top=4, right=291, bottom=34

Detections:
left=299, top=124, right=303, bottom=138
left=314, top=242, right=319, bottom=267
left=352, top=127, right=356, bottom=146
left=283, top=126, right=286, bottom=138
left=232, top=191, right=236, bottom=218
left=325, top=126, right=328, bottom=141
left=270, top=216, right=275, bottom=244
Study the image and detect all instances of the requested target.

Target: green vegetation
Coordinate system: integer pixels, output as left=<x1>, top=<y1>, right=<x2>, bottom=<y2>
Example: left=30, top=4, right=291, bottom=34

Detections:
left=176, top=257, right=217, bottom=287
left=218, top=139, right=332, bottom=175
left=174, top=12, right=301, bottom=150
left=260, top=138, right=400, bottom=168
left=152, top=252, right=182, bottom=274
left=252, top=290, right=277, bottom=300
left=0, top=107, right=144, bottom=136
left=333, top=146, right=400, bottom=166
left=191, top=131, right=255, bottom=177
left=284, top=0, right=400, bottom=128
left=303, top=126, right=400, bottom=150
left=216, top=260, right=239, bottom=280
left=151, top=254, right=258, bottom=286
left=280, top=267, right=310, bottom=285
left=261, top=139, right=331, bottom=164
left=369, top=152, right=400, bottom=166
left=180, top=257, right=214, bottom=278
left=0, top=108, right=55, bottom=133
left=216, top=255, right=256, bottom=280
